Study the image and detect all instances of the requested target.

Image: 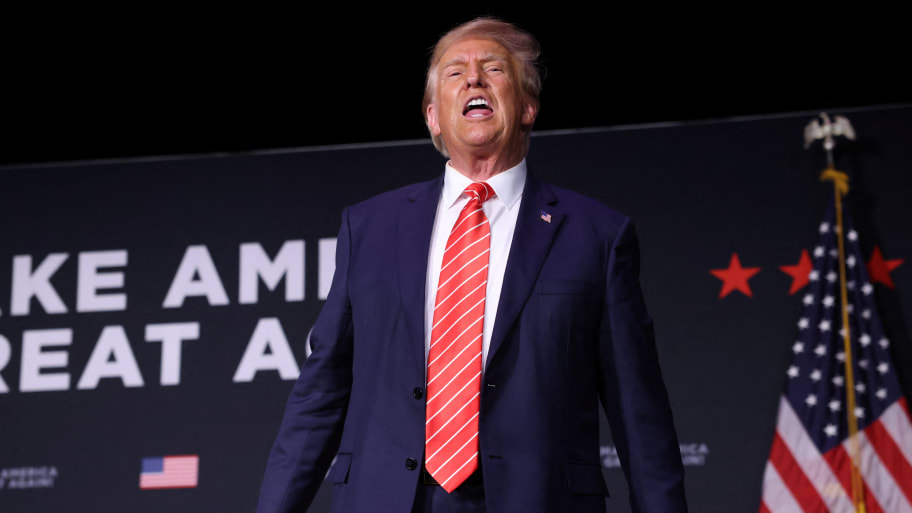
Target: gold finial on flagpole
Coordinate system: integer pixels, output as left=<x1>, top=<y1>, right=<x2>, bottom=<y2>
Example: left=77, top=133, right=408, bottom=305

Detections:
left=805, top=112, right=865, bottom=513
left=804, top=112, right=856, bottom=170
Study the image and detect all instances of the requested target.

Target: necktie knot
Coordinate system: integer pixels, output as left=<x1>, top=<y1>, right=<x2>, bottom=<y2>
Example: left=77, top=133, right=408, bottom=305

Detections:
left=464, top=182, right=494, bottom=203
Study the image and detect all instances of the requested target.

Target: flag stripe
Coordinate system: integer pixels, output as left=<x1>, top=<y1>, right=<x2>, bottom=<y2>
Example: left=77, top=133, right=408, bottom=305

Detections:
left=770, top=432, right=830, bottom=513
left=864, top=481, right=888, bottom=513
left=762, top=461, right=804, bottom=513
left=823, top=445, right=887, bottom=513
left=845, top=432, right=912, bottom=513
left=879, top=399, right=912, bottom=468
left=866, top=418, right=912, bottom=506
left=822, top=444, right=862, bottom=511
left=775, top=397, right=854, bottom=512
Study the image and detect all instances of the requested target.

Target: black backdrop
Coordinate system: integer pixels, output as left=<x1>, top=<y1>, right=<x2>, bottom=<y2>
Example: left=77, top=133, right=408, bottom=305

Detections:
left=1, top=104, right=910, bottom=512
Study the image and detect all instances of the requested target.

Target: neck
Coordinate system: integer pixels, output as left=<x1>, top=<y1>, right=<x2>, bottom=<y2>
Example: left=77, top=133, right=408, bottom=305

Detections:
left=447, top=148, right=525, bottom=181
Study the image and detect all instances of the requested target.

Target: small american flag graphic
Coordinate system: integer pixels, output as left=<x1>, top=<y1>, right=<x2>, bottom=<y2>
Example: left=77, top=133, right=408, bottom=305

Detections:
left=540, top=210, right=552, bottom=223
left=139, top=455, right=199, bottom=489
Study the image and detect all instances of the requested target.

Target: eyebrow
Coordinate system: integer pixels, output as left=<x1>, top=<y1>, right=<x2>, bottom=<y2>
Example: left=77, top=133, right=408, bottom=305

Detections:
left=440, top=53, right=509, bottom=69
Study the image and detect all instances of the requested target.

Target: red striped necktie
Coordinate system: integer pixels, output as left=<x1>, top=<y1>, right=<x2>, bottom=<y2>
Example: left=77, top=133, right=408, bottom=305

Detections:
left=425, top=181, right=495, bottom=492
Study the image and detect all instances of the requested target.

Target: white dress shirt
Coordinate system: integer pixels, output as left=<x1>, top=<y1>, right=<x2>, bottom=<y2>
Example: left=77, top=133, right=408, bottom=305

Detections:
left=424, top=158, right=526, bottom=379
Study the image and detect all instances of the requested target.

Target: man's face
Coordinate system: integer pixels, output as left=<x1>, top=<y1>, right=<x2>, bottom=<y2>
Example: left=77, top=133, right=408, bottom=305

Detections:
left=426, top=38, right=537, bottom=159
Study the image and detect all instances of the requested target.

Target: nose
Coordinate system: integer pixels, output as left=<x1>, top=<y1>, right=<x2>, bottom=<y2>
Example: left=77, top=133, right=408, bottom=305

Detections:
left=465, top=64, right=485, bottom=88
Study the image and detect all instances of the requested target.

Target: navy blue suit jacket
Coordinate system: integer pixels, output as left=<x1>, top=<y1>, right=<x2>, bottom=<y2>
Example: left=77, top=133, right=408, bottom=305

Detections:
left=256, top=170, right=687, bottom=513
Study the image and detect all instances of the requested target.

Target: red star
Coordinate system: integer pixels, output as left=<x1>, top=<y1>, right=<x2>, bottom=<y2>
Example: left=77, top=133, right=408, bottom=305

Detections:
left=710, top=253, right=762, bottom=298
left=779, top=249, right=813, bottom=295
left=867, top=246, right=903, bottom=288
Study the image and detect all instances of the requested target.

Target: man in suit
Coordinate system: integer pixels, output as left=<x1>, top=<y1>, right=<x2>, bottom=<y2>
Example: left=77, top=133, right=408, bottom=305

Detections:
left=256, top=17, right=687, bottom=513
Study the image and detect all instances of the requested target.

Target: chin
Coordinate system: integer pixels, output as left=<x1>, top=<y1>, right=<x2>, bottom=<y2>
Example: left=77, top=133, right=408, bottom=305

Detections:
left=464, top=130, right=503, bottom=146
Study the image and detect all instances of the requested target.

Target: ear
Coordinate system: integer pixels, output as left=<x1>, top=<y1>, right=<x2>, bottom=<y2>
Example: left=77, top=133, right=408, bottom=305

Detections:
left=521, top=98, right=538, bottom=128
left=426, top=103, right=441, bottom=136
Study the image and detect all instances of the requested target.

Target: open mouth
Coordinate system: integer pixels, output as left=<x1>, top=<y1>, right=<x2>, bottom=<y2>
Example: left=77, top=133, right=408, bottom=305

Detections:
left=463, top=96, right=494, bottom=118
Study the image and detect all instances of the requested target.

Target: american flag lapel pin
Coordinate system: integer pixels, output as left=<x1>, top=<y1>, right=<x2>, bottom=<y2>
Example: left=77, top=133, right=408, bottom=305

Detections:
left=540, top=210, right=552, bottom=223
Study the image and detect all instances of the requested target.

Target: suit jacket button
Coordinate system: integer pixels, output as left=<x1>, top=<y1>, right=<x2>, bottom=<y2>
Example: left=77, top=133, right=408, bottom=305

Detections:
left=413, top=387, right=424, bottom=399
left=405, top=458, right=418, bottom=470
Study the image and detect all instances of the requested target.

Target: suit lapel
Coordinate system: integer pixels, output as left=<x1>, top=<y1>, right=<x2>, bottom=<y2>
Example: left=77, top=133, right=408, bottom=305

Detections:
left=397, top=175, right=444, bottom=374
left=486, top=171, right=563, bottom=370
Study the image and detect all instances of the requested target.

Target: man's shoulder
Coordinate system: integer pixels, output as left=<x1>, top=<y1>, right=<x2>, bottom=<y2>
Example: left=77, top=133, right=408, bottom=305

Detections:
left=540, top=180, right=630, bottom=234
left=347, top=177, right=439, bottom=214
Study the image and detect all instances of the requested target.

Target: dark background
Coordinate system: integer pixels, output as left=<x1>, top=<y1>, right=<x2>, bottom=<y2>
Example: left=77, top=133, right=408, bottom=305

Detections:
left=4, top=8, right=910, bottom=165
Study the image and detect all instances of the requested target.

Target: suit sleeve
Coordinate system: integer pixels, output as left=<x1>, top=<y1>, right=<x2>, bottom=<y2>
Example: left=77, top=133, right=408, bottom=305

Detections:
left=596, top=217, right=688, bottom=513
left=256, top=207, right=355, bottom=513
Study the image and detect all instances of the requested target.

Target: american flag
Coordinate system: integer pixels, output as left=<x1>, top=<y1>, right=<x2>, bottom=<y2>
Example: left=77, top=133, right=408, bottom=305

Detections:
left=760, top=196, right=912, bottom=512
left=139, top=455, right=199, bottom=489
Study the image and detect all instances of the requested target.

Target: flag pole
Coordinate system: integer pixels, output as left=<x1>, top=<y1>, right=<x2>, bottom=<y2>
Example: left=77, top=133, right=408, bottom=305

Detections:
left=805, top=113, right=864, bottom=513
left=822, top=168, right=865, bottom=513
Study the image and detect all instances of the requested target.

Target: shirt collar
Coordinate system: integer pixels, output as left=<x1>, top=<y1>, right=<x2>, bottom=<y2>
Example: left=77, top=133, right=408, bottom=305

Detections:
left=442, top=158, right=526, bottom=211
